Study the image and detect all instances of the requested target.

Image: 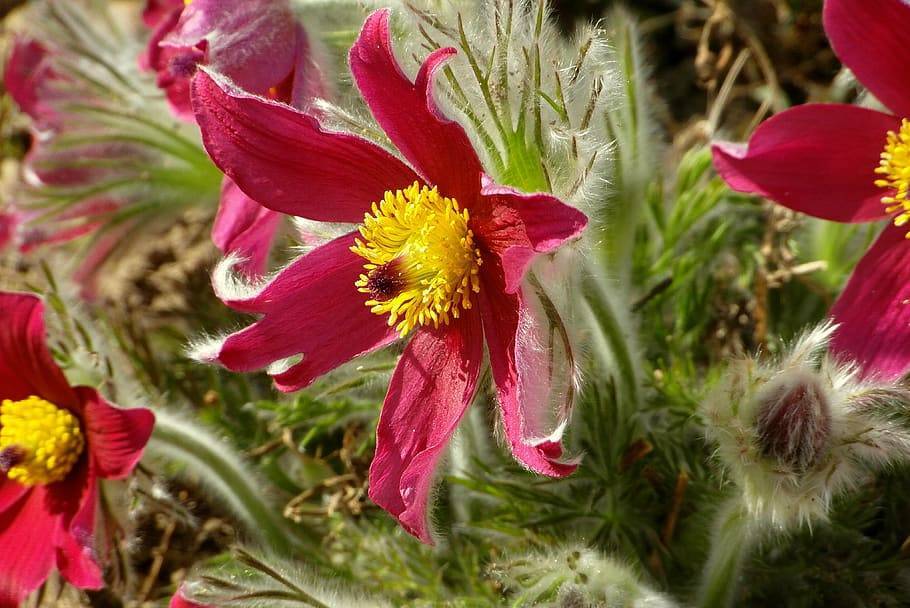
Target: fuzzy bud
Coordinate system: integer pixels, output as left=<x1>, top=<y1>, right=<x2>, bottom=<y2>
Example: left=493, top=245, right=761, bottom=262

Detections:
left=755, top=375, right=831, bottom=472
left=702, top=322, right=910, bottom=527
left=494, top=545, right=677, bottom=608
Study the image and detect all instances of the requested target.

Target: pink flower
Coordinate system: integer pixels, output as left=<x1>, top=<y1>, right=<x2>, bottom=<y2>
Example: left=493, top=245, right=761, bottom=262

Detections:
left=142, top=0, right=310, bottom=120
left=142, top=0, right=327, bottom=276
left=711, top=0, right=910, bottom=379
left=191, top=9, right=587, bottom=542
left=3, top=39, right=58, bottom=129
left=3, top=39, right=143, bottom=297
left=0, top=292, right=155, bottom=606
left=211, top=180, right=284, bottom=275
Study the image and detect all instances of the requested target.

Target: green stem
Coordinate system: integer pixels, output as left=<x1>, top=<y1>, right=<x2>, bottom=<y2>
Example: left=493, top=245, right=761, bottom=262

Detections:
left=697, top=499, right=756, bottom=608
left=148, top=410, right=318, bottom=556
left=582, top=270, right=640, bottom=412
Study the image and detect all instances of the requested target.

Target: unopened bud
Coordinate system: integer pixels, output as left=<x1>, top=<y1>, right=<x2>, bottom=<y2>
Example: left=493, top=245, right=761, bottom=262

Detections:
left=755, top=377, right=831, bottom=472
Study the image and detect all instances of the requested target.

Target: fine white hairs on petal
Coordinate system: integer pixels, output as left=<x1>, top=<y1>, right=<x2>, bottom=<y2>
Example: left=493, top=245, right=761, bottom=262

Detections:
left=186, top=334, right=226, bottom=363
left=211, top=252, right=271, bottom=303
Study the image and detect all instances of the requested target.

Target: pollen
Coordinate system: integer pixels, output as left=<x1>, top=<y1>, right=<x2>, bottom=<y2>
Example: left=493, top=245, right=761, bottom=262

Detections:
left=876, top=119, right=910, bottom=237
left=0, top=396, right=84, bottom=486
left=351, top=182, right=483, bottom=337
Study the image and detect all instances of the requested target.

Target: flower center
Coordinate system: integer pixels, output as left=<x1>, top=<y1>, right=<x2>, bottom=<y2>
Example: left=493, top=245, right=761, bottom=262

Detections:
left=351, top=182, right=483, bottom=337
left=876, top=118, right=910, bottom=235
left=0, top=396, right=84, bottom=486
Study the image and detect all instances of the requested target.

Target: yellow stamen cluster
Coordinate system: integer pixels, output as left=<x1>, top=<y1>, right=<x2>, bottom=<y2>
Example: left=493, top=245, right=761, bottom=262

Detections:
left=0, top=396, right=84, bottom=486
left=876, top=118, right=910, bottom=236
left=352, top=182, right=483, bottom=337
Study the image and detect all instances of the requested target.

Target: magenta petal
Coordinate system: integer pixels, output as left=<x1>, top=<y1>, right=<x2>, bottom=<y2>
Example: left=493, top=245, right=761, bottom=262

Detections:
left=209, top=233, right=399, bottom=391
left=3, top=39, right=51, bottom=122
left=75, top=387, right=154, bottom=480
left=160, top=51, right=201, bottom=121
left=163, top=0, right=296, bottom=95
left=56, top=524, right=103, bottom=588
left=142, top=0, right=183, bottom=28
left=0, top=488, right=58, bottom=608
left=143, top=7, right=196, bottom=121
left=55, top=470, right=102, bottom=588
left=830, top=225, right=910, bottom=380
left=350, top=10, right=483, bottom=202
left=481, top=264, right=577, bottom=477
left=192, top=70, right=421, bottom=223
left=369, top=313, right=484, bottom=543
left=712, top=104, right=899, bottom=223
left=0, top=292, right=77, bottom=406
left=0, top=483, right=27, bottom=514
left=476, top=177, right=588, bottom=293
left=212, top=179, right=281, bottom=276
left=44, top=454, right=90, bottom=529
left=824, top=0, right=910, bottom=118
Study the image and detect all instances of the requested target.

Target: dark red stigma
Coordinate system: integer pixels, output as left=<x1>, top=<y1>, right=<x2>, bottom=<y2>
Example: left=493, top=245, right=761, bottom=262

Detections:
left=366, top=261, right=407, bottom=301
left=0, top=446, right=25, bottom=472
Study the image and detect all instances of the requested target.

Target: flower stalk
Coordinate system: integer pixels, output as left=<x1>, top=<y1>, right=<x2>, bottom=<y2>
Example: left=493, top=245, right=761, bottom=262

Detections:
left=696, top=498, right=756, bottom=608
left=601, top=8, right=659, bottom=283
left=148, top=409, right=318, bottom=555
left=582, top=269, right=641, bottom=412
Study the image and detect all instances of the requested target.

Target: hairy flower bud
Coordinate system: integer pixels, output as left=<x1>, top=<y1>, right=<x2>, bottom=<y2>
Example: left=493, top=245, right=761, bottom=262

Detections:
left=494, top=545, right=677, bottom=608
left=702, top=322, right=910, bottom=527
left=755, top=374, right=831, bottom=472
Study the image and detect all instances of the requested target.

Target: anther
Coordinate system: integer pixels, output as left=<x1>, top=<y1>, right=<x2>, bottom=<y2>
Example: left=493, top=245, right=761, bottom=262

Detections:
left=0, top=396, right=84, bottom=486
left=876, top=118, right=910, bottom=236
left=351, top=182, right=483, bottom=336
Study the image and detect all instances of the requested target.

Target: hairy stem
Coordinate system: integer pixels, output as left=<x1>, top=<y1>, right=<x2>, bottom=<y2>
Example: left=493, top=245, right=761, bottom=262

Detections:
left=148, top=410, right=318, bottom=556
left=582, top=270, right=640, bottom=413
left=697, top=499, right=756, bottom=608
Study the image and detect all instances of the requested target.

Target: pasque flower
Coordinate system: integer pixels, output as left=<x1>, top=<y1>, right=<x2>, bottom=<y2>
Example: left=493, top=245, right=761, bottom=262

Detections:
left=142, top=0, right=317, bottom=120
left=0, top=292, right=154, bottom=606
left=3, top=2, right=222, bottom=298
left=3, top=37, right=144, bottom=290
left=142, top=0, right=324, bottom=275
left=712, top=0, right=910, bottom=379
left=191, top=9, right=587, bottom=542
